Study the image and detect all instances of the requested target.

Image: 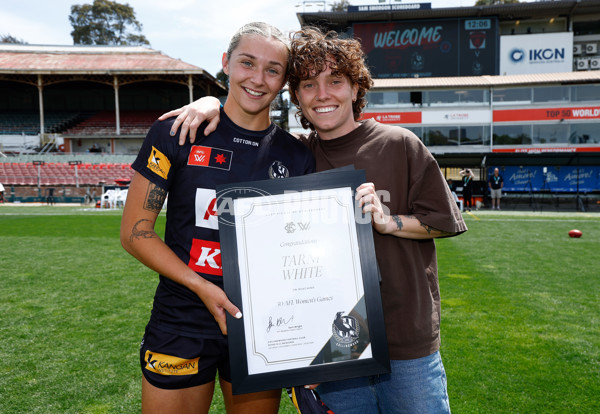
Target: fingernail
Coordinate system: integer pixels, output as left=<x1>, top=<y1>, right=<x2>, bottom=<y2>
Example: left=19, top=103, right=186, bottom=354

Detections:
left=235, top=312, right=242, bottom=319
left=169, top=130, right=175, bottom=136
left=304, top=385, right=311, bottom=389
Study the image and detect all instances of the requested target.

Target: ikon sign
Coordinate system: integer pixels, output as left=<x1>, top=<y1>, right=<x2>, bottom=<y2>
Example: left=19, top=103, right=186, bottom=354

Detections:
left=500, top=32, right=573, bottom=75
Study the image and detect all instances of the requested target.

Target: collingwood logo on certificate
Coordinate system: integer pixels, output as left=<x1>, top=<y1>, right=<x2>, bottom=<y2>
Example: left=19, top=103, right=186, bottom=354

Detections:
left=332, top=312, right=360, bottom=347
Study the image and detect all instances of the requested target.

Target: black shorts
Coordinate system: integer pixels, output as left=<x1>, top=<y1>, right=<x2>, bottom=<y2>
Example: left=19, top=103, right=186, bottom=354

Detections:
left=140, top=325, right=231, bottom=390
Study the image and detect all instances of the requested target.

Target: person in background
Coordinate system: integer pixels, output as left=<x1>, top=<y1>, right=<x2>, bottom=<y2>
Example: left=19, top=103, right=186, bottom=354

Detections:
left=447, top=179, right=462, bottom=211
left=460, top=168, right=475, bottom=211
left=160, top=26, right=467, bottom=414
left=121, top=22, right=315, bottom=414
left=0, top=181, right=5, bottom=203
left=488, top=167, right=504, bottom=210
left=46, top=187, right=55, bottom=205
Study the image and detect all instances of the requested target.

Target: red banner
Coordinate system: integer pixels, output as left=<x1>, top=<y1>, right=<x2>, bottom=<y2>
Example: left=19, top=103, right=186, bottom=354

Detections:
left=360, top=112, right=422, bottom=124
left=492, top=146, right=600, bottom=153
left=493, top=107, right=600, bottom=122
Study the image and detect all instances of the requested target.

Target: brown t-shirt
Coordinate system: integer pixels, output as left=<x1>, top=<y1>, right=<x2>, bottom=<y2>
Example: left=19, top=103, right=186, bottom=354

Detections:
left=299, top=119, right=467, bottom=359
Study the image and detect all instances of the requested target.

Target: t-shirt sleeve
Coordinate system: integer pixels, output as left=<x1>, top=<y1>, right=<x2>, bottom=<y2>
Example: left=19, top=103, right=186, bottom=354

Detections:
left=406, top=138, right=467, bottom=236
left=131, top=118, right=181, bottom=191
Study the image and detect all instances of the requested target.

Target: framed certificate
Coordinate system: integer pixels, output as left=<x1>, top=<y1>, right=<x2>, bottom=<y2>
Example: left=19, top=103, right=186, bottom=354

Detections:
left=217, top=169, right=389, bottom=394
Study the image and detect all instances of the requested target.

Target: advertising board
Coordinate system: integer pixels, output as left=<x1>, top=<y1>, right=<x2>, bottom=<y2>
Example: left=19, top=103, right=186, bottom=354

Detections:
left=499, top=32, right=573, bottom=75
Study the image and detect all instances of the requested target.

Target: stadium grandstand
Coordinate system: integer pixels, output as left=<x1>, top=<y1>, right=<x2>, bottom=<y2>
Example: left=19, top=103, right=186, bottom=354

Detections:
left=294, top=0, right=600, bottom=211
left=0, top=44, right=227, bottom=204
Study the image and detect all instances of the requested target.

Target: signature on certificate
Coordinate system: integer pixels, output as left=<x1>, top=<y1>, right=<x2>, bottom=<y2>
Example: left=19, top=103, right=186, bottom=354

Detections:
left=266, top=315, right=295, bottom=333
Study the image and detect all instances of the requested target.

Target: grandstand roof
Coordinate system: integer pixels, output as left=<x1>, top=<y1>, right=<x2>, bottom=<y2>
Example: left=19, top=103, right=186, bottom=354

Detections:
left=297, top=0, right=600, bottom=27
left=0, top=44, right=207, bottom=75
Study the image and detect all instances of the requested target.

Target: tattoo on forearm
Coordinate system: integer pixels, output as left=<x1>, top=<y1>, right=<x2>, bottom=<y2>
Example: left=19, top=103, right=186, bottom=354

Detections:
left=130, top=219, right=156, bottom=242
left=392, top=215, right=403, bottom=231
left=393, top=214, right=453, bottom=236
left=392, top=215, right=417, bottom=231
left=420, top=222, right=436, bottom=235
left=144, top=183, right=167, bottom=213
left=419, top=222, right=454, bottom=236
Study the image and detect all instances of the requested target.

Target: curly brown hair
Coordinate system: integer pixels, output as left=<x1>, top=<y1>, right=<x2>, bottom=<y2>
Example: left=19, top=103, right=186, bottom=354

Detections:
left=288, top=27, right=374, bottom=131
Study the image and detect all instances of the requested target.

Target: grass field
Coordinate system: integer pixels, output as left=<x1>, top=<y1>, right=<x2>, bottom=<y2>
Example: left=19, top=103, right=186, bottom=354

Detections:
left=0, top=205, right=598, bottom=413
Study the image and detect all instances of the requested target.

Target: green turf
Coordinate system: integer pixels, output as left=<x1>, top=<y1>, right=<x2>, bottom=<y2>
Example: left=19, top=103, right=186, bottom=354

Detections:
left=437, top=212, right=600, bottom=413
left=0, top=206, right=598, bottom=413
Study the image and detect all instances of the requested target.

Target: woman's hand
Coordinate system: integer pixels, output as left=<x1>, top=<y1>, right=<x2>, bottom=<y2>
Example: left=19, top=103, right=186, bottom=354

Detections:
left=356, top=182, right=390, bottom=235
left=158, top=96, right=222, bottom=144
left=193, top=277, right=242, bottom=336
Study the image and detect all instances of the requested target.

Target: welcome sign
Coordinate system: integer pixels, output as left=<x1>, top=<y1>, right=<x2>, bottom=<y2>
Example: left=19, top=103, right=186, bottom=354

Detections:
left=353, top=18, right=498, bottom=78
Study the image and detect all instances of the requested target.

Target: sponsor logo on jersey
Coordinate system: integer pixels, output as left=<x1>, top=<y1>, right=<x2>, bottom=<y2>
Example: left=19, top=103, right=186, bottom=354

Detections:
left=195, top=188, right=218, bottom=230
left=233, top=137, right=259, bottom=147
left=188, top=145, right=232, bottom=171
left=147, top=146, right=171, bottom=179
left=144, top=350, right=199, bottom=376
left=189, top=239, right=222, bottom=275
left=268, top=160, right=289, bottom=179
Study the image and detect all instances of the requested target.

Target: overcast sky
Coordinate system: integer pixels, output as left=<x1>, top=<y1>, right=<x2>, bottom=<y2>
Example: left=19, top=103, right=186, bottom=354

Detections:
left=0, top=0, right=535, bottom=77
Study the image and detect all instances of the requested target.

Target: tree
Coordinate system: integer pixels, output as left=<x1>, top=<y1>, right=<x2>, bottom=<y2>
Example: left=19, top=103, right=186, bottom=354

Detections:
left=1, top=34, right=27, bottom=44
left=330, top=0, right=351, bottom=12
left=69, top=0, right=149, bottom=46
left=475, top=0, right=520, bottom=5
left=215, top=69, right=229, bottom=87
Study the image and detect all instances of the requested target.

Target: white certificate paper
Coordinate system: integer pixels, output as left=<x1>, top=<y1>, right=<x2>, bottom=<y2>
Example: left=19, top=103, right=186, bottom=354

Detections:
left=233, top=188, right=371, bottom=375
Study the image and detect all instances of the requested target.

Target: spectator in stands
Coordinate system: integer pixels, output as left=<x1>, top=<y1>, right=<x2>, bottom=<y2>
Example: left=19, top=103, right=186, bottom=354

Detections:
left=161, top=26, right=467, bottom=414
left=460, top=168, right=475, bottom=211
left=488, top=167, right=504, bottom=210
left=89, top=143, right=102, bottom=153
left=120, top=22, right=315, bottom=414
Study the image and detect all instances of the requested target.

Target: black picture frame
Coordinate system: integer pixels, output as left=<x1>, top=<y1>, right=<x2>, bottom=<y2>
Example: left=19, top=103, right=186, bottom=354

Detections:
left=216, top=168, right=389, bottom=394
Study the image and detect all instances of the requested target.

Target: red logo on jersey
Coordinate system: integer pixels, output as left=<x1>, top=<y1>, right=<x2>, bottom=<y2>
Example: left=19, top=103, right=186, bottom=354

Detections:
left=189, top=239, right=222, bottom=276
left=188, top=146, right=232, bottom=171
left=188, top=146, right=210, bottom=167
left=195, top=188, right=218, bottom=230
left=204, top=198, right=217, bottom=220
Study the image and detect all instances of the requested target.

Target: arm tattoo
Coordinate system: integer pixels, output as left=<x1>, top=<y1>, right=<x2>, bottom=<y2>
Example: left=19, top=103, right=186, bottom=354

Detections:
left=130, top=219, right=157, bottom=242
left=419, top=222, right=455, bottom=237
left=392, top=215, right=403, bottom=231
left=392, top=215, right=417, bottom=231
left=420, top=222, right=437, bottom=235
left=393, top=214, right=454, bottom=237
left=143, top=183, right=167, bottom=213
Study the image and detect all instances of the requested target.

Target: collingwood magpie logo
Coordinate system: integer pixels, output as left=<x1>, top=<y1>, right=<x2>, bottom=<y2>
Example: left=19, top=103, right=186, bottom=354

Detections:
left=332, top=311, right=360, bottom=347
left=268, top=161, right=289, bottom=179
left=411, top=52, right=424, bottom=70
